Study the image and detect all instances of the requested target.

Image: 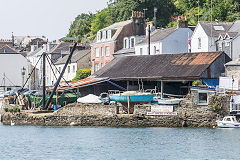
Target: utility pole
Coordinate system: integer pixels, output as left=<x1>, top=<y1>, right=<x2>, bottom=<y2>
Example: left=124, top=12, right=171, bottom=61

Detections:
left=42, top=53, right=46, bottom=109
left=154, top=7, right=157, bottom=29
left=148, top=25, right=151, bottom=55
left=143, top=8, right=148, bottom=17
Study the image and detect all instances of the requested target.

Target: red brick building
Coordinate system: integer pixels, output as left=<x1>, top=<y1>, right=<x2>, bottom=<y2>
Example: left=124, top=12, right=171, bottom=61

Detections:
left=91, top=11, right=145, bottom=74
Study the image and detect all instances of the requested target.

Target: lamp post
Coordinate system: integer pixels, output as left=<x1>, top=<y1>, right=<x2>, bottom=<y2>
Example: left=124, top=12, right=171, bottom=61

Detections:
left=21, top=67, right=26, bottom=88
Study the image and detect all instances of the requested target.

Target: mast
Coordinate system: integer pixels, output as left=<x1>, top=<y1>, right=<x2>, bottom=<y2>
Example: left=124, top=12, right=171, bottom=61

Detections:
left=148, top=24, right=151, bottom=55
left=42, top=53, right=46, bottom=109
left=44, top=42, right=77, bottom=109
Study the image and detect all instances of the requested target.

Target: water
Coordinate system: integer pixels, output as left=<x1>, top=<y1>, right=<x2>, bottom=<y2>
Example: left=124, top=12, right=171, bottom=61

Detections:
left=0, top=124, right=240, bottom=160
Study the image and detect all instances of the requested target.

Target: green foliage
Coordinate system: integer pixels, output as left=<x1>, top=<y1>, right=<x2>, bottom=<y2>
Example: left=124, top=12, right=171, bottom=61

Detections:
left=6, top=108, right=20, bottom=113
left=67, top=0, right=240, bottom=43
left=210, top=95, right=222, bottom=113
left=72, top=69, right=91, bottom=82
left=192, top=80, right=202, bottom=86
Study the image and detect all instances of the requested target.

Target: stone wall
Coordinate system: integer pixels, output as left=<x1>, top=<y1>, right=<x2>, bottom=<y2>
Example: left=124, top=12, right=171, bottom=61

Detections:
left=1, top=95, right=231, bottom=127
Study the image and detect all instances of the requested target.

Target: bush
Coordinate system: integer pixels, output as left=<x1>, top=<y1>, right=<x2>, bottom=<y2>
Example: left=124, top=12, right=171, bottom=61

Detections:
left=4, top=108, right=8, bottom=112
left=72, top=68, right=91, bottom=82
left=192, top=80, right=202, bottom=86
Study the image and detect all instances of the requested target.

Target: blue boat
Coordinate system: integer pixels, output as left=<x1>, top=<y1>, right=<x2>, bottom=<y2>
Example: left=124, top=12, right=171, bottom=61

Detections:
left=109, top=91, right=154, bottom=103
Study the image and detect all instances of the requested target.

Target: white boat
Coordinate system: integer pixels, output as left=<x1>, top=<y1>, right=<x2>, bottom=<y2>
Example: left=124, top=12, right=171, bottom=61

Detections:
left=216, top=116, right=240, bottom=128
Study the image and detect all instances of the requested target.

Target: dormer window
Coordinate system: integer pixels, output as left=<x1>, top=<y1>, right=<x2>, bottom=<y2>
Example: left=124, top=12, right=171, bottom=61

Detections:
left=124, top=37, right=129, bottom=49
left=103, top=31, right=107, bottom=40
left=97, top=31, right=102, bottom=41
left=107, top=30, right=112, bottom=40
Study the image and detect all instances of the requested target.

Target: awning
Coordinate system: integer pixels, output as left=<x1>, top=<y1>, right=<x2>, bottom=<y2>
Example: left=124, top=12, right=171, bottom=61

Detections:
left=57, top=77, right=109, bottom=90
left=202, top=79, right=219, bottom=88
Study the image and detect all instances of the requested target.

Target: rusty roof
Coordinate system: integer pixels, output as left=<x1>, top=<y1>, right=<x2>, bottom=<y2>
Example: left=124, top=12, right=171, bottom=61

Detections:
left=93, top=52, right=230, bottom=80
left=57, top=77, right=108, bottom=90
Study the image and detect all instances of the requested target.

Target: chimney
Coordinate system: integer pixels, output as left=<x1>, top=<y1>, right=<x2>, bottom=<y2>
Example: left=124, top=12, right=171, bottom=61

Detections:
left=177, top=15, right=188, bottom=28
left=131, top=11, right=145, bottom=36
left=146, top=21, right=155, bottom=36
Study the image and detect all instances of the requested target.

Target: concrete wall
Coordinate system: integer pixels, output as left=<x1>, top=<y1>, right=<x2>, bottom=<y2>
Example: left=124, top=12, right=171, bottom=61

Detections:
left=0, top=54, right=29, bottom=88
left=162, top=28, right=193, bottom=54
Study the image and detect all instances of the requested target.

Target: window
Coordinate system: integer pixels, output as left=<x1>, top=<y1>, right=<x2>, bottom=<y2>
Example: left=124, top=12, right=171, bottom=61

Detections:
left=95, top=48, right=100, bottom=57
left=101, top=63, right=103, bottom=68
left=95, top=63, right=99, bottom=72
left=140, top=48, right=143, bottom=55
left=101, top=47, right=104, bottom=57
left=105, top=46, right=110, bottom=56
left=97, top=31, right=102, bottom=41
left=198, top=92, right=208, bottom=104
left=107, top=30, right=112, bottom=40
left=124, top=38, right=129, bottom=49
left=59, top=67, right=61, bottom=73
left=68, top=66, right=70, bottom=73
left=130, top=37, right=135, bottom=48
left=198, top=38, right=201, bottom=49
left=73, top=65, right=75, bottom=73
left=103, top=31, right=106, bottom=40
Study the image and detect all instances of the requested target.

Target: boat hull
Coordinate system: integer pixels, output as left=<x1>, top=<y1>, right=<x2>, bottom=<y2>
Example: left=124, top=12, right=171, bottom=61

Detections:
left=217, top=121, right=240, bottom=128
left=109, top=94, right=154, bottom=102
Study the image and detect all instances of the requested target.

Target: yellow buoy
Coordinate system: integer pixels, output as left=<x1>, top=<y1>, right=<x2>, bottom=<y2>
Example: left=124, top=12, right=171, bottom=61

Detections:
left=213, top=125, right=215, bottom=129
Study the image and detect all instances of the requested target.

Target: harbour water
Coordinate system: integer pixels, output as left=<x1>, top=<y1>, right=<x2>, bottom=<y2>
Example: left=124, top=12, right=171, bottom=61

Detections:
left=0, top=124, right=240, bottom=160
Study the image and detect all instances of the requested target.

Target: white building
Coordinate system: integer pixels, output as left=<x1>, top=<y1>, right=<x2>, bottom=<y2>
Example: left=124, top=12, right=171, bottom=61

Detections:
left=0, top=45, right=29, bottom=90
left=191, top=21, right=233, bottom=53
left=135, top=26, right=193, bottom=55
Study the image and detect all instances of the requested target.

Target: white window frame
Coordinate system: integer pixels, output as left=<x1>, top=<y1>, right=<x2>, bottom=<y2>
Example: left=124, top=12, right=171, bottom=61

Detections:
left=95, top=63, right=99, bottom=72
left=105, top=46, right=110, bottom=57
left=95, top=48, right=100, bottom=57
left=107, top=30, right=112, bottom=40
left=198, top=91, right=208, bottom=105
left=124, top=37, right=129, bottom=49
left=72, top=65, right=75, bottom=73
left=130, top=37, right=135, bottom=48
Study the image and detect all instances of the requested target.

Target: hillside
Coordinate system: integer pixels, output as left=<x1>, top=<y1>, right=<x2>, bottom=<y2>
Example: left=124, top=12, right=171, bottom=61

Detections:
left=67, top=0, right=240, bottom=43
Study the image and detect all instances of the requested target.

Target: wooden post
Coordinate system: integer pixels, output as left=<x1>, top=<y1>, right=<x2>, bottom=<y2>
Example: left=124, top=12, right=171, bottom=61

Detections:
left=127, top=96, right=130, bottom=114
left=56, top=90, right=58, bottom=105
left=161, top=81, right=164, bottom=99
left=77, top=88, right=79, bottom=98
left=127, top=81, right=129, bottom=91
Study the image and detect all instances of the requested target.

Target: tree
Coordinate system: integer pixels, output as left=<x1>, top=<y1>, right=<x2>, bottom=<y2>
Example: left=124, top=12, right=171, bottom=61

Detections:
left=72, top=69, right=91, bottom=82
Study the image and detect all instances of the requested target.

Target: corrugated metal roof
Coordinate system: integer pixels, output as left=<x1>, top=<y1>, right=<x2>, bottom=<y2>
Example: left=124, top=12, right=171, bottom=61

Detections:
left=57, top=77, right=108, bottom=90
left=94, top=52, right=229, bottom=80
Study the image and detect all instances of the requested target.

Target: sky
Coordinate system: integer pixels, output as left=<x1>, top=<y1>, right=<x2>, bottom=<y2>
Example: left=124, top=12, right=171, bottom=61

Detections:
left=0, top=0, right=109, bottom=41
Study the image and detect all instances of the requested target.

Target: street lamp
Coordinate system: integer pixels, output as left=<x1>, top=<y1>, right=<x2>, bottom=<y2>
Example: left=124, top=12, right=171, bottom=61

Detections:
left=21, top=67, right=26, bottom=87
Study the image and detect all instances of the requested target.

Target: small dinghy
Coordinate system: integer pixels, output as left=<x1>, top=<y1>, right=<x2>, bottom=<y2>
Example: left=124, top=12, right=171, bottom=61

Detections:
left=216, top=116, right=240, bottom=128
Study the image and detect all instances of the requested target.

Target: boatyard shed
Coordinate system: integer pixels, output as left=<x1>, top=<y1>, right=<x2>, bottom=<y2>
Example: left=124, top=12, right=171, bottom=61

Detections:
left=58, top=52, right=230, bottom=97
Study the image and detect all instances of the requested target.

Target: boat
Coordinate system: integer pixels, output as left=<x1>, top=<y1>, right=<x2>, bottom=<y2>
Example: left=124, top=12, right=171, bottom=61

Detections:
left=109, top=91, right=154, bottom=103
left=152, top=97, right=184, bottom=105
left=216, top=116, right=240, bottom=128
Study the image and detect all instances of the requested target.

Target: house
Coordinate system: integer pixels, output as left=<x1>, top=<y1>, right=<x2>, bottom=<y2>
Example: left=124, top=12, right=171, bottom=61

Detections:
left=216, top=21, right=240, bottom=60
left=135, top=20, right=193, bottom=55
left=54, top=49, right=91, bottom=83
left=0, top=39, right=13, bottom=48
left=0, top=44, right=30, bottom=91
left=90, top=11, right=145, bottom=74
left=191, top=21, right=233, bottom=53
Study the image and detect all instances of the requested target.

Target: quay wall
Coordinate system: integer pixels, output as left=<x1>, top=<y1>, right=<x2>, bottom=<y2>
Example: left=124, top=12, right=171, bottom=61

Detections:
left=0, top=95, right=230, bottom=127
